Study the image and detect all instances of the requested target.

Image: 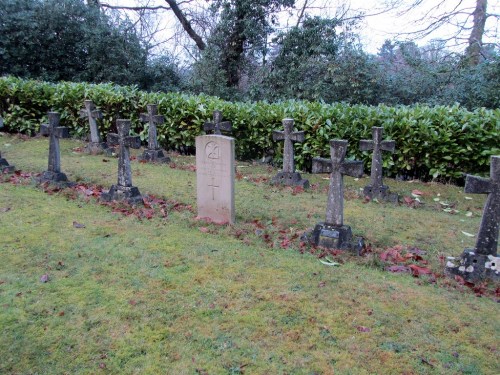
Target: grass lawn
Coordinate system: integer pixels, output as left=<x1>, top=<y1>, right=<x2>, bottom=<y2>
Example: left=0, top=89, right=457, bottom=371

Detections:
left=0, top=134, right=499, bottom=374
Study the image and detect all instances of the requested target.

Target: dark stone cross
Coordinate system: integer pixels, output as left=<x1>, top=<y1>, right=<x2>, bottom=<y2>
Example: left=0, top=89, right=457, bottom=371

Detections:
left=271, top=118, right=309, bottom=188
left=204, top=110, right=232, bottom=135
left=79, top=100, right=109, bottom=155
left=447, top=155, right=499, bottom=281
left=359, top=126, right=397, bottom=201
left=139, top=104, right=170, bottom=163
left=0, top=116, right=15, bottom=173
left=39, top=112, right=70, bottom=183
left=309, top=140, right=364, bottom=253
left=101, top=119, right=143, bottom=205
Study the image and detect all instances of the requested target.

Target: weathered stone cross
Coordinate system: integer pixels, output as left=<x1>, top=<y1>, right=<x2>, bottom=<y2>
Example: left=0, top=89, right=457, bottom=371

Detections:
left=139, top=104, right=170, bottom=163
left=204, top=110, right=232, bottom=135
left=0, top=116, right=15, bottom=173
left=309, top=140, right=364, bottom=252
left=79, top=100, right=108, bottom=154
left=447, top=155, right=499, bottom=281
left=101, top=119, right=143, bottom=204
left=271, top=118, right=309, bottom=188
left=359, top=126, right=396, bottom=201
left=40, top=112, right=70, bottom=183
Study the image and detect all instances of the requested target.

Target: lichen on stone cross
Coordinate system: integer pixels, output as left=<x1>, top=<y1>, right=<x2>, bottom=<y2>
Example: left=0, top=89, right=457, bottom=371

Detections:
left=79, top=100, right=103, bottom=144
left=204, top=110, right=232, bottom=135
left=140, top=104, right=164, bottom=150
left=40, top=112, right=70, bottom=176
left=106, top=119, right=141, bottom=188
left=272, top=118, right=305, bottom=174
left=359, top=126, right=395, bottom=194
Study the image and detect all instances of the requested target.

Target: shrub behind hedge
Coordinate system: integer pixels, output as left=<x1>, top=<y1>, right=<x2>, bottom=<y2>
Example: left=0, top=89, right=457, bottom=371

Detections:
left=0, top=76, right=498, bottom=180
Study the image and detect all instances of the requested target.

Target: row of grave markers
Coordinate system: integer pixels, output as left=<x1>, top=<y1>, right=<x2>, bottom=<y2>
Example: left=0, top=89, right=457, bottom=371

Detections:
left=0, top=104, right=498, bottom=282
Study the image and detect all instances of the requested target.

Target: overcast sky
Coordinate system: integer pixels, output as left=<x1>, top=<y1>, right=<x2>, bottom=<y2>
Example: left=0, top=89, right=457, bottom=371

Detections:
left=106, top=0, right=499, bottom=56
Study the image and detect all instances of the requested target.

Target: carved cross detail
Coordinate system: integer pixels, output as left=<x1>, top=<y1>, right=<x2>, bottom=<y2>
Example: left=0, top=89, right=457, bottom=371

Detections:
left=273, top=118, right=305, bottom=174
left=204, top=110, right=232, bottom=135
left=312, top=140, right=364, bottom=226
left=140, top=104, right=164, bottom=150
left=40, top=112, right=69, bottom=174
left=79, top=100, right=103, bottom=144
left=464, top=156, right=500, bottom=256
left=107, top=120, right=141, bottom=188
left=359, top=127, right=395, bottom=189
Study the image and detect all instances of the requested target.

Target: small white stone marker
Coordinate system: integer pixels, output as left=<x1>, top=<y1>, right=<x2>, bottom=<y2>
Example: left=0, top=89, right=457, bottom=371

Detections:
left=196, top=135, right=235, bottom=224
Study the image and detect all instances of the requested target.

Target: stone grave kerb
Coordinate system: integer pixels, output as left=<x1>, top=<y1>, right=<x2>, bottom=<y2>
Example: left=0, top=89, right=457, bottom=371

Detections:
left=79, top=99, right=109, bottom=155
left=359, top=126, right=397, bottom=201
left=204, top=110, right=232, bottom=135
left=308, top=139, right=364, bottom=253
left=39, top=112, right=70, bottom=184
left=0, top=115, right=15, bottom=173
left=447, top=155, right=500, bottom=281
left=138, top=104, right=170, bottom=163
left=271, top=118, right=309, bottom=188
left=101, top=119, right=143, bottom=205
left=196, top=134, right=235, bottom=224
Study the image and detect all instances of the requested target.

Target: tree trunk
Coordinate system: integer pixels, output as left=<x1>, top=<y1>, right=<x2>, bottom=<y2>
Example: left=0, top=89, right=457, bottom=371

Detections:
left=465, top=0, right=487, bottom=66
left=164, top=0, right=206, bottom=51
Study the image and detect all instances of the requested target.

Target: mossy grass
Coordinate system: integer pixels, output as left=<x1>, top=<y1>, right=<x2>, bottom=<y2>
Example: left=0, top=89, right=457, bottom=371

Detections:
left=1, top=134, right=498, bottom=374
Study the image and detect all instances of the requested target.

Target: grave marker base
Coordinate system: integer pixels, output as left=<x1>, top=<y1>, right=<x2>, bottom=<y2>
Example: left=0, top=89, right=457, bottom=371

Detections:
left=446, top=249, right=500, bottom=282
left=85, top=141, right=112, bottom=156
left=101, top=185, right=143, bottom=205
left=1, top=157, right=15, bottom=173
left=40, top=170, right=69, bottom=183
left=271, top=171, right=309, bottom=188
left=139, top=149, right=170, bottom=163
left=363, top=184, right=399, bottom=202
left=308, top=223, right=364, bottom=255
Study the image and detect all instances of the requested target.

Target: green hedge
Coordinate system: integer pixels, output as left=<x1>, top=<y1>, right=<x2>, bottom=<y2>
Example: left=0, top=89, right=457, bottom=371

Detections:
left=0, top=76, right=498, bottom=180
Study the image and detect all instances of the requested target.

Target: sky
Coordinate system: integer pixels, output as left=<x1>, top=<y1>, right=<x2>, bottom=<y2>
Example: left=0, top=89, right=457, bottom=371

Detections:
left=105, top=0, right=499, bottom=56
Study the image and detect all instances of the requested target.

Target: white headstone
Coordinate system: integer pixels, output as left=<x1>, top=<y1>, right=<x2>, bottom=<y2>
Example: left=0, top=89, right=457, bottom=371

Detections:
left=196, top=135, right=235, bottom=224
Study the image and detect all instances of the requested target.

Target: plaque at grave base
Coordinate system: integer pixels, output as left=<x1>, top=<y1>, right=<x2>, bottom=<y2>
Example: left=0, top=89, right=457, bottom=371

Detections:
left=139, top=104, right=170, bottom=164
left=101, top=119, right=143, bottom=205
left=196, top=135, right=235, bottom=224
left=39, top=112, right=72, bottom=186
left=446, top=155, right=499, bottom=282
left=271, top=118, right=309, bottom=188
left=0, top=152, right=15, bottom=173
left=305, top=140, right=364, bottom=253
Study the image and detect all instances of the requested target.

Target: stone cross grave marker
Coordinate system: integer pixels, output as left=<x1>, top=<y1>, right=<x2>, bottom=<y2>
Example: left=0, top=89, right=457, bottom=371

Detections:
left=39, top=112, right=70, bottom=184
left=196, top=134, right=235, bottom=224
left=0, top=116, right=15, bottom=173
left=309, top=140, right=364, bottom=253
left=204, top=110, right=232, bottom=135
left=79, top=100, right=109, bottom=155
left=101, top=119, right=143, bottom=204
left=271, top=118, right=309, bottom=188
left=139, top=104, right=170, bottom=163
left=447, top=155, right=499, bottom=281
left=359, top=126, right=397, bottom=201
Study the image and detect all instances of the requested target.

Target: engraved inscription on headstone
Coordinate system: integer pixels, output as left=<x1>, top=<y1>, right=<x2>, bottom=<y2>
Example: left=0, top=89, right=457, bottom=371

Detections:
left=39, top=112, right=70, bottom=184
left=271, top=118, right=309, bottom=188
left=79, top=100, right=109, bottom=155
left=447, top=155, right=500, bottom=281
left=359, top=126, right=397, bottom=201
left=101, top=119, right=143, bottom=205
left=204, top=110, right=232, bottom=135
left=308, top=140, right=364, bottom=253
left=0, top=116, right=15, bottom=173
left=139, top=104, right=170, bottom=163
left=196, top=135, right=235, bottom=224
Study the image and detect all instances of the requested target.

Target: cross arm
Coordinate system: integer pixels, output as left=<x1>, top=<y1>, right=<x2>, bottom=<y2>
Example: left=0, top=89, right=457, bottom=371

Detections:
left=359, top=139, right=374, bottom=151
left=91, top=110, right=102, bottom=119
left=107, top=133, right=119, bottom=147
left=465, top=175, right=492, bottom=194
left=340, top=160, right=364, bottom=178
left=290, top=131, right=305, bottom=143
left=312, top=157, right=332, bottom=174
left=219, top=121, right=231, bottom=132
left=79, top=109, right=88, bottom=118
left=204, top=122, right=215, bottom=132
left=273, top=130, right=285, bottom=141
left=55, top=127, right=70, bottom=139
left=380, top=140, right=396, bottom=153
left=40, top=123, right=50, bottom=136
